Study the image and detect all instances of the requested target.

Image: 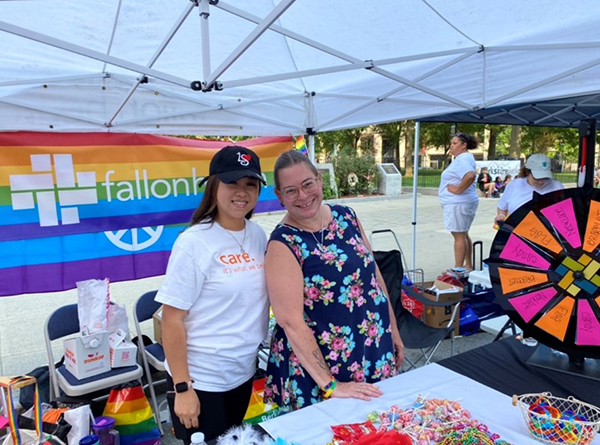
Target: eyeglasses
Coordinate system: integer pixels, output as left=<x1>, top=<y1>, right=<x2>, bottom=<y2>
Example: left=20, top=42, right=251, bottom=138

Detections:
left=281, top=177, right=320, bottom=200
left=454, top=133, right=469, bottom=143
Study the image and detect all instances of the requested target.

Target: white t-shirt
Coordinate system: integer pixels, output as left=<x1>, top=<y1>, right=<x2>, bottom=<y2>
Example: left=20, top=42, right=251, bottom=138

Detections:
left=498, top=177, right=564, bottom=214
left=155, top=219, right=269, bottom=391
left=438, top=152, right=478, bottom=205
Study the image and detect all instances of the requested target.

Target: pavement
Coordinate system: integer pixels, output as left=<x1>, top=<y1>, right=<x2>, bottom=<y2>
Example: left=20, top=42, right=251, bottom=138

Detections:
left=0, top=191, right=504, bottom=442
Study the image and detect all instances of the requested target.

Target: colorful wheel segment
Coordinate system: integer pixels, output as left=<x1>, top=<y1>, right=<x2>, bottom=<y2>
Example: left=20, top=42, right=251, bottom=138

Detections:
left=488, top=187, right=600, bottom=359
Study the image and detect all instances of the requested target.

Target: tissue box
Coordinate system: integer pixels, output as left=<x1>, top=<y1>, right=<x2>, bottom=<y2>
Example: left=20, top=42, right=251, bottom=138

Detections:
left=64, top=332, right=110, bottom=379
left=108, top=329, right=138, bottom=368
left=153, top=306, right=163, bottom=345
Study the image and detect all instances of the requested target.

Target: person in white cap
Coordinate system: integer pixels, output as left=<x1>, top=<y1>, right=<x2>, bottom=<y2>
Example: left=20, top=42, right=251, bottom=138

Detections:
left=494, top=153, right=563, bottom=226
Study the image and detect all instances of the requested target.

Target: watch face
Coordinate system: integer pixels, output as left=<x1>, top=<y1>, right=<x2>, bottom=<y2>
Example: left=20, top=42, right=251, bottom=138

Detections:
left=175, top=381, right=189, bottom=393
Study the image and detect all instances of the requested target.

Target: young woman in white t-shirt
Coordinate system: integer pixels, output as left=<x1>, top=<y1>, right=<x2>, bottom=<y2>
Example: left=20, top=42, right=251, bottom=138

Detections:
left=155, top=146, right=270, bottom=443
left=494, top=153, right=564, bottom=226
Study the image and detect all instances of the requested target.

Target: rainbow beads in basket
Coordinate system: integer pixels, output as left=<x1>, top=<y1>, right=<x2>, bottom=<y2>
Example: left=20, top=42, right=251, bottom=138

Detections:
left=513, top=392, right=600, bottom=445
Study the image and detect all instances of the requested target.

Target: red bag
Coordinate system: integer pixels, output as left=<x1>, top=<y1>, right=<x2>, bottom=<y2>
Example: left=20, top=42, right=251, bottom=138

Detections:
left=401, top=286, right=423, bottom=319
left=353, top=430, right=412, bottom=445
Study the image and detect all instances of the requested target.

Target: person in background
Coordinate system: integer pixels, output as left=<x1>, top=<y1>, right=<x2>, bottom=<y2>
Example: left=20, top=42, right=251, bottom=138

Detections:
left=492, top=176, right=503, bottom=197
left=438, top=133, right=479, bottom=271
left=494, top=154, right=563, bottom=226
left=477, top=166, right=494, bottom=197
left=501, top=174, right=512, bottom=192
left=155, top=146, right=270, bottom=443
left=264, top=150, right=404, bottom=412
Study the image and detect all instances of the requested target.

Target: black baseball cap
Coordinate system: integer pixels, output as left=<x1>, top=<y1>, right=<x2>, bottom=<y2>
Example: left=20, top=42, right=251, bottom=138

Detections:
left=198, top=146, right=266, bottom=188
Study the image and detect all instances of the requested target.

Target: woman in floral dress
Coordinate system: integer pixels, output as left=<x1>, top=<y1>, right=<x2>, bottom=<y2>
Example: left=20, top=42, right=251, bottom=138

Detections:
left=264, top=150, right=404, bottom=412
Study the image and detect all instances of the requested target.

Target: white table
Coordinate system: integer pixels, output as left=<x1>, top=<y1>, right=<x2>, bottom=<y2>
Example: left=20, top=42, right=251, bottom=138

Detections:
left=260, top=364, right=546, bottom=444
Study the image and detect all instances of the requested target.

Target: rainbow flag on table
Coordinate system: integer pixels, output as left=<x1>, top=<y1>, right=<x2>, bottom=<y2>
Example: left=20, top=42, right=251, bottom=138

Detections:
left=0, top=132, right=291, bottom=297
left=103, top=384, right=160, bottom=445
left=243, top=377, right=281, bottom=424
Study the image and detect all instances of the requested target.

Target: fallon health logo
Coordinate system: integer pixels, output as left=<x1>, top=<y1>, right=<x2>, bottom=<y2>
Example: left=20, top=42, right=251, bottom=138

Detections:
left=10, top=154, right=97, bottom=227
left=9, top=153, right=205, bottom=252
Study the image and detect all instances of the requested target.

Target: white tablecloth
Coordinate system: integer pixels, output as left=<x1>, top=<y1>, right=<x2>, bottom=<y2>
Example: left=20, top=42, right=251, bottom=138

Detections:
left=260, top=363, right=592, bottom=444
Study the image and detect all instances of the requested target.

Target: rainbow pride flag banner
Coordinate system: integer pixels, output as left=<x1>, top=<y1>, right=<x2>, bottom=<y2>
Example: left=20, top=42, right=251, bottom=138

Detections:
left=0, top=132, right=292, bottom=297
left=103, top=384, right=160, bottom=445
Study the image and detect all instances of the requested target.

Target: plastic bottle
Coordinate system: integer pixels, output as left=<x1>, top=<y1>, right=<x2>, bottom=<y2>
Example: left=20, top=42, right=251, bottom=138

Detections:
left=92, top=416, right=120, bottom=445
left=191, top=432, right=208, bottom=445
left=79, top=435, right=100, bottom=445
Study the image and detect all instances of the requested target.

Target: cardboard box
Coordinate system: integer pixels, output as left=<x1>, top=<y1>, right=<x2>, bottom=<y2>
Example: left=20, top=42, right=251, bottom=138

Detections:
left=153, top=306, right=163, bottom=345
left=421, top=280, right=463, bottom=336
left=108, top=328, right=138, bottom=368
left=64, top=332, right=110, bottom=379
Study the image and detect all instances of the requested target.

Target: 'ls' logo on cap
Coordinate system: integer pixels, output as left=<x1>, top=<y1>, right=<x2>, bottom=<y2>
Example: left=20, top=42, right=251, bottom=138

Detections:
left=237, top=152, right=251, bottom=166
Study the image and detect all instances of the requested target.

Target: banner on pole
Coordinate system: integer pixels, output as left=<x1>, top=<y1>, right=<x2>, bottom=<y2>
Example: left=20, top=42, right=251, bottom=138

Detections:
left=0, top=132, right=291, bottom=296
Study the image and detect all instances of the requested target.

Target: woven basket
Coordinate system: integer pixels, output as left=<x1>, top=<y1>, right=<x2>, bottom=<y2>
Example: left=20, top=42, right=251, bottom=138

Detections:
left=512, top=392, right=600, bottom=445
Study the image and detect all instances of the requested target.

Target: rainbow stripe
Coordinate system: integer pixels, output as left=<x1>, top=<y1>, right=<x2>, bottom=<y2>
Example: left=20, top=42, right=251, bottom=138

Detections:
left=243, top=377, right=281, bottom=425
left=0, top=132, right=292, bottom=296
left=1, top=376, right=43, bottom=445
left=294, top=135, right=308, bottom=155
left=104, top=385, right=160, bottom=445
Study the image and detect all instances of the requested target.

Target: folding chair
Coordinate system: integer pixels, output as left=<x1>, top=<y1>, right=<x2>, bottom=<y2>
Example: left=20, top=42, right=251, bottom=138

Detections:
left=44, top=303, right=143, bottom=400
left=133, top=290, right=166, bottom=433
left=371, top=230, right=463, bottom=371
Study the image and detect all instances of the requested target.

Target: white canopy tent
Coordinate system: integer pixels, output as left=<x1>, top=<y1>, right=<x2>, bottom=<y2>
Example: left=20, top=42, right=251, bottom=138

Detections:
left=2, top=0, right=600, bottom=137
left=2, top=0, right=600, bottom=268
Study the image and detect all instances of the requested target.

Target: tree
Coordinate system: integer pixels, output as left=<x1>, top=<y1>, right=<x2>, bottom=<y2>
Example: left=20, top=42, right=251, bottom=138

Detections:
left=315, top=128, right=366, bottom=160
left=520, top=126, right=579, bottom=161
left=404, top=120, right=414, bottom=175
left=509, top=126, right=521, bottom=158
left=372, top=121, right=406, bottom=169
left=421, top=122, right=483, bottom=168
left=487, top=125, right=505, bottom=160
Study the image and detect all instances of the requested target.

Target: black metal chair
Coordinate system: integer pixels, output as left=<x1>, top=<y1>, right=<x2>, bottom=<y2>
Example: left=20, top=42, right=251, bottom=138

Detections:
left=374, top=249, right=463, bottom=370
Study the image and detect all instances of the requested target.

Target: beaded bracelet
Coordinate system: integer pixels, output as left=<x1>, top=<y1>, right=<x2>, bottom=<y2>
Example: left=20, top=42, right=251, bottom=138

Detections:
left=321, top=377, right=337, bottom=399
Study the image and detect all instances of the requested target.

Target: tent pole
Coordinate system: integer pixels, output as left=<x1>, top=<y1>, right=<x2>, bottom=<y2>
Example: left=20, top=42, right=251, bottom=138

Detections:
left=577, top=118, right=597, bottom=188
left=411, top=121, right=421, bottom=270
left=200, top=0, right=212, bottom=80
left=308, top=134, right=315, bottom=164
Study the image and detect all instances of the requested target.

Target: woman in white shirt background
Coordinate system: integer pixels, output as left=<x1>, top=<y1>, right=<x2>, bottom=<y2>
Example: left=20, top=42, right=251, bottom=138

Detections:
left=438, top=133, right=480, bottom=271
left=494, top=153, right=564, bottom=226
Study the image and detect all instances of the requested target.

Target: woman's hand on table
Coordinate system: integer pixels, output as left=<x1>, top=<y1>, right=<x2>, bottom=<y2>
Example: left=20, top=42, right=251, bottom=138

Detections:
left=331, top=381, right=383, bottom=401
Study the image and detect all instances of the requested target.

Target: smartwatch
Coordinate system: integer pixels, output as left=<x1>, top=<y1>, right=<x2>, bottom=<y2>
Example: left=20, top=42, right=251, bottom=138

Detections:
left=174, top=380, right=193, bottom=393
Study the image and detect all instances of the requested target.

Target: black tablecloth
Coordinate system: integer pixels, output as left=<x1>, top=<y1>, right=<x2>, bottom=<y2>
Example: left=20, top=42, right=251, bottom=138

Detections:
left=438, top=337, right=599, bottom=408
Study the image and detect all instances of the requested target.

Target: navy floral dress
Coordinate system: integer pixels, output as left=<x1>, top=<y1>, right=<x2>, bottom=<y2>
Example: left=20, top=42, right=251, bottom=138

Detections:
left=264, top=204, right=398, bottom=411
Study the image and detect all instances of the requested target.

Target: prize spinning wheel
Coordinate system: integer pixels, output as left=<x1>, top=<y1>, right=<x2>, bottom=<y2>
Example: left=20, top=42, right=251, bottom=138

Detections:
left=488, top=186, right=600, bottom=362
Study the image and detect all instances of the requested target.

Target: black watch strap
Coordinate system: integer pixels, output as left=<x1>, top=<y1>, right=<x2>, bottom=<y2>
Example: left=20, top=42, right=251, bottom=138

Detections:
left=175, top=380, right=193, bottom=393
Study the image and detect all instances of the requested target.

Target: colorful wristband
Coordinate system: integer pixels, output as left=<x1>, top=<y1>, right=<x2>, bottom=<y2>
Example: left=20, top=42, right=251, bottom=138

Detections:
left=321, top=377, right=337, bottom=399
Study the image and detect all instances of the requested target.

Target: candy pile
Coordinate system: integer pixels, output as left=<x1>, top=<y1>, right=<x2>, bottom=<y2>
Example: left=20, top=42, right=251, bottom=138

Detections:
left=362, top=395, right=511, bottom=444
